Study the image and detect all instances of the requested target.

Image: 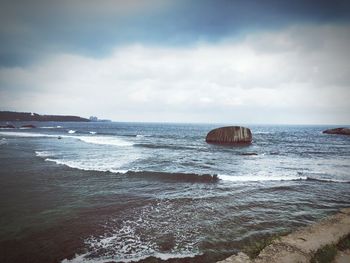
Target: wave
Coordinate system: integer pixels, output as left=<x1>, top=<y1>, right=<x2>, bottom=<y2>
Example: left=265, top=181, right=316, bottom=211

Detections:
left=68, top=130, right=76, bottom=134
left=0, top=138, right=7, bottom=145
left=40, top=126, right=62, bottom=129
left=0, top=131, right=134, bottom=147
left=134, top=143, right=198, bottom=151
left=62, top=205, right=200, bottom=263
left=44, top=158, right=128, bottom=174
left=0, top=131, right=57, bottom=138
left=136, top=134, right=151, bottom=138
left=40, top=157, right=218, bottom=183
left=125, top=171, right=218, bottom=183
left=36, top=152, right=350, bottom=184
left=305, top=177, right=350, bottom=184
left=62, top=251, right=198, bottom=263
left=218, top=174, right=307, bottom=182
left=89, top=131, right=96, bottom=134
left=77, top=136, right=133, bottom=147
left=219, top=175, right=349, bottom=183
left=254, top=131, right=271, bottom=134
left=35, top=151, right=53, bottom=157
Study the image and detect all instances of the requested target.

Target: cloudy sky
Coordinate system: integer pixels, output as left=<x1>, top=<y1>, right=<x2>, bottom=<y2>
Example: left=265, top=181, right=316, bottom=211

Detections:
left=1, top=0, right=350, bottom=124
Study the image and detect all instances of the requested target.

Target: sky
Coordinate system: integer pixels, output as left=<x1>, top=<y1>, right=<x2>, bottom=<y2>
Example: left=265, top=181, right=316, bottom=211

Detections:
left=0, top=0, right=350, bottom=124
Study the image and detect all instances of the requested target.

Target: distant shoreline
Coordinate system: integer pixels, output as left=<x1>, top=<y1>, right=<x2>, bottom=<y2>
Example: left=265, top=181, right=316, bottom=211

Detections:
left=0, top=111, right=89, bottom=122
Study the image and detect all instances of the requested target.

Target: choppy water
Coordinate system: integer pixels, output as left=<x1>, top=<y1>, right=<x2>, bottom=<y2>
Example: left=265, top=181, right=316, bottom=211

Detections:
left=0, top=122, right=350, bottom=262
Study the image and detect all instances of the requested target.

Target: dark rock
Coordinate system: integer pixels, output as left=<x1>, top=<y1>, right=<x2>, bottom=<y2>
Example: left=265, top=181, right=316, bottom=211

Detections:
left=206, top=126, right=252, bottom=145
left=21, top=124, right=36, bottom=128
left=322, top=128, right=350, bottom=136
left=0, top=124, right=15, bottom=128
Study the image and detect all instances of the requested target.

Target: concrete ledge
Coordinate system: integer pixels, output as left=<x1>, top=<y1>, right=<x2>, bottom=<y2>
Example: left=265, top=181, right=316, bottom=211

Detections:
left=217, top=208, right=350, bottom=263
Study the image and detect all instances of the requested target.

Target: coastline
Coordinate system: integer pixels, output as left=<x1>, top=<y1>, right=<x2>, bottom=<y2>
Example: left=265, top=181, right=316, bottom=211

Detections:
left=218, top=208, right=350, bottom=263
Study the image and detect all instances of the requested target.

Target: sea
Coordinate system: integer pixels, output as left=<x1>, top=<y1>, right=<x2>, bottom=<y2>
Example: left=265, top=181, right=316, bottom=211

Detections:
left=0, top=122, right=350, bottom=263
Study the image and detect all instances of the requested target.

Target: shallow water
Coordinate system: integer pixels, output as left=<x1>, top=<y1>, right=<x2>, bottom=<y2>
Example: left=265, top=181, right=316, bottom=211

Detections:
left=0, top=122, right=350, bottom=262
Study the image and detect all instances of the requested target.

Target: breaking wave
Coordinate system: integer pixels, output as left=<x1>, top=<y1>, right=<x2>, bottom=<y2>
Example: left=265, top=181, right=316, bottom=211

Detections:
left=0, top=131, right=133, bottom=147
left=0, top=131, right=56, bottom=137
left=44, top=158, right=128, bottom=174
left=62, top=199, right=201, bottom=263
left=34, top=151, right=53, bottom=157
left=0, top=138, right=7, bottom=145
left=305, top=177, right=350, bottom=184
left=77, top=136, right=133, bottom=147
left=218, top=174, right=307, bottom=182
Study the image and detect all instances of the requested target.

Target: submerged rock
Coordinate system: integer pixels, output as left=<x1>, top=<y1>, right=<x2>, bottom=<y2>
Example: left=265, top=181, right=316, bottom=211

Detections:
left=206, top=126, right=252, bottom=145
left=323, top=128, right=350, bottom=136
left=0, top=124, right=15, bottom=128
left=241, top=152, right=258, bottom=156
left=21, top=124, right=36, bottom=128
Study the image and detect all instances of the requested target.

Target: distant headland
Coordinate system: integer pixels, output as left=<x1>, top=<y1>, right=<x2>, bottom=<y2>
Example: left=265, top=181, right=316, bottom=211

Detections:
left=0, top=111, right=90, bottom=122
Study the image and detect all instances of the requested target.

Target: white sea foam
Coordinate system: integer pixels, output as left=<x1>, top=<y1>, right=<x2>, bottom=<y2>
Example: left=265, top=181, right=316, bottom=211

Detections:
left=254, top=131, right=271, bottom=134
left=61, top=204, right=199, bottom=263
left=136, top=134, right=151, bottom=138
left=305, top=177, right=350, bottom=183
left=77, top=136, right=133, bottom=147
left=89, top=131, right=97, bottom=134
left=0, top=131, right=134, bottom=147
left=68, top=130, right=76, bottom=134
left=62, top=251, right=197, bottom=263
left=45, top=158, right=110, bottom=172
left=35, top=151, right=53, bottom=157
left=0, top=131, right=56, bottom=137
left=44, top=157, right=133, bottom=174
left=0, top=138, right=7, bottom=145
left=218, top=174, right=307, bottom=182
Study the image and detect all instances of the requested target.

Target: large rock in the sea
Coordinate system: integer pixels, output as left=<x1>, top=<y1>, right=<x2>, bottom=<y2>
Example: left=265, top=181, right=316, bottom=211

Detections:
left=206, top=126, right=252, bottom=145
left=323, top=127, right=350, bottom=136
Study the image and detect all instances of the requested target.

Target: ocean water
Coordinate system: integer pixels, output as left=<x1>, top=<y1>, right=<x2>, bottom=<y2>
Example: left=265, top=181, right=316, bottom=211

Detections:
left=0, top=122, right=350, bottom=263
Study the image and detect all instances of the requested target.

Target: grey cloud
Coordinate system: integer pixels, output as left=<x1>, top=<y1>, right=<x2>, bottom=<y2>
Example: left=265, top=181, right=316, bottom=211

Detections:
left=1, top=24, right=349, bottom=124
left=1, top=0, right=350, bottom=66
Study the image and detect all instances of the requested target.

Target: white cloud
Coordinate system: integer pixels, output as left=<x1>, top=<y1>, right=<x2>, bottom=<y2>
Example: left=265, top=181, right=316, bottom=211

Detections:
left=1, top=24, right=350, bottom=124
